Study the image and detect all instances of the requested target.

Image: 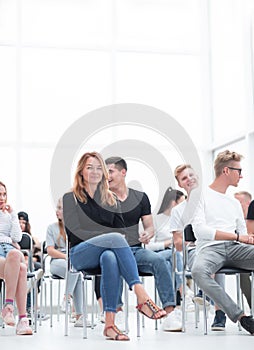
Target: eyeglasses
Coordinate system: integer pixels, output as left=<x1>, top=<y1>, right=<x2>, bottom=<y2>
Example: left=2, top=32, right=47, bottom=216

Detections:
left=227, top=167, right=242, bottom=176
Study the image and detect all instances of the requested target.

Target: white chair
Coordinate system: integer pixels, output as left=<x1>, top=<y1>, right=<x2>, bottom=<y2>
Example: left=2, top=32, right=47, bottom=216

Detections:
left=40, top=241, right=65, bottom=327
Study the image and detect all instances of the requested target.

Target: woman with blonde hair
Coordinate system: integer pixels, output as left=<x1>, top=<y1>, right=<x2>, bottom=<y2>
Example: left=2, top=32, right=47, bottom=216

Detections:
left=63, top=151, right=166, bottom=341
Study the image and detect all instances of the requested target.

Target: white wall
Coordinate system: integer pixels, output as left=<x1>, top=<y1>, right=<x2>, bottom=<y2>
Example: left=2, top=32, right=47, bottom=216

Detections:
left=0, top=0, right=253, bottom=241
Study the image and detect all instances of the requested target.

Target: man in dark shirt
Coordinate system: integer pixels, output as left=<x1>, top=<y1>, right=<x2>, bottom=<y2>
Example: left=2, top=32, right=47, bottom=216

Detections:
left=247, top=200, right=254, bottom=233
left=105, top=156, right=182, bottom=332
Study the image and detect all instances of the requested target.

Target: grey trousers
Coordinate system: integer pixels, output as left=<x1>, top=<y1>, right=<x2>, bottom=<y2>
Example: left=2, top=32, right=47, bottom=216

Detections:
left=188, top=248, right=225, bottom=291
left=192, top=241, right=254, bottom=323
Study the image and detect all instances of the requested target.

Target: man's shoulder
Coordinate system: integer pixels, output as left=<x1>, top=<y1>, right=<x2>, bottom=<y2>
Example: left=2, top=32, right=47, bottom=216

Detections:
left=128, top=188, right=149, bottom=201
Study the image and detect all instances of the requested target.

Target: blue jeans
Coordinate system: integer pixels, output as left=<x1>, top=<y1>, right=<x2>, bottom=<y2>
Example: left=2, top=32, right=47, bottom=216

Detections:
left=70, top=233, right=141, bottom=313
left=131, top=247, right=176, bottom=308
left=154, top=249, right=183, bottom=290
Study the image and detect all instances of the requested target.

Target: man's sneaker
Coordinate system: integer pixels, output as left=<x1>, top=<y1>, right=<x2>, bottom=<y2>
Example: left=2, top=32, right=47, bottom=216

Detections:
left=61, top=297, right=71, bottom=313
left=185, top=295, right=195, bottom=312
left=162, top=309, right=182, bottom=332
left=240, top=315, right=254, bottom=334
left=34, top=268, right=44, bottom=282
left=192, top=290, right=210, bottom=306
left=1, top=304, right=15, bottom=326
left=70, top=312, right=76, bottom=323
left=211, top=310, right=226, bottom=331
left=74, top=315, right=91, bottom=328
left=16, top=317, right=33, bottom=335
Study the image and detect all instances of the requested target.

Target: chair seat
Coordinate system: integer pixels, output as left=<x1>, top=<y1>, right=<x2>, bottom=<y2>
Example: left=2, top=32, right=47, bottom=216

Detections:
left=81, top=268, right=101, bottom=276
left=138, top=271, right=153, bottom=277
left=218, top=267, right=251, bottom=275
left=51, top=274, right=64, bottom=280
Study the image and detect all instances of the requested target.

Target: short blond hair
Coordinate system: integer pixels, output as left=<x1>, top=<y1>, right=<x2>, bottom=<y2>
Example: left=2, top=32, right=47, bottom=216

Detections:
left=235, top=191, right=252, bottom=202
left=214, top=150, right=243, bottom=177
left=174, top=164, right=193, bottom=181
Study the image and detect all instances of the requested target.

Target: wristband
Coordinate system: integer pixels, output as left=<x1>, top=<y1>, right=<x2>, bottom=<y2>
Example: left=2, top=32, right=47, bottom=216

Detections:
left=236, top=232, right=239, bottom=241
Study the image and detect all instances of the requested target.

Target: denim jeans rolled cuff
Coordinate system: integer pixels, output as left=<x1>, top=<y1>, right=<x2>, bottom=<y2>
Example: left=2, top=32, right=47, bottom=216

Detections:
left=162, top=301, right=176, bottom=309
left=104, top=307, right=118, bottom=313
left=128, top=279, right=143, bottom=291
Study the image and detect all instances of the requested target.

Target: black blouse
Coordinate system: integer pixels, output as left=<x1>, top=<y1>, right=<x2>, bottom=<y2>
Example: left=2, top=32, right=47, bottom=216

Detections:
left=63, top=189, right=125, bottom=248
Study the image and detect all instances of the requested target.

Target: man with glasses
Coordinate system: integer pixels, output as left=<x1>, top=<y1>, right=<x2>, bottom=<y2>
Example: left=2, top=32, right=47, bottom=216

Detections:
left=191, top=150, right=254, bottom=335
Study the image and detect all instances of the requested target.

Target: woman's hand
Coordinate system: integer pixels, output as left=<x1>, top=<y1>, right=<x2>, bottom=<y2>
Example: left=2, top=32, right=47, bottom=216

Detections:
left=3, top=204, right=13, bottom=213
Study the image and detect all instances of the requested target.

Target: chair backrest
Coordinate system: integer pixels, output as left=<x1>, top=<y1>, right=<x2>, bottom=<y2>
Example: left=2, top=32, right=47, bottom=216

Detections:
left=41, top=240, right=47, bottom=255
left=19, top=232, right=33, bottom=250
left=184, top=224, right=196, bottom=243
left=41, top=240, right=50, bottom=273
left=19, top=233, right=34, bottom=272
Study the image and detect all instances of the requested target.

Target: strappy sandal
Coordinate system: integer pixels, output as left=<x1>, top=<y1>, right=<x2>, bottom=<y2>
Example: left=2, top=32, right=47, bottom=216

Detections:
left=103, top=324, right=130, bottom=341
left=136, top=298, right=166, bottom=320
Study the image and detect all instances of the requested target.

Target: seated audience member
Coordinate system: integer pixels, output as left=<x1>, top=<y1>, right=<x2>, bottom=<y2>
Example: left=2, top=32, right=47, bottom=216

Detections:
left=0, top=181, right=33, bottom=335
left=246, top=199, right=254, bottom=233
left=171, top=164, right=227, bottom=331
left=46, top=198, right=87, bottom=327
left=146, top=187, right=194, bottom=309
left=63, top=151, right=166, bottom=341
left=18, top=211, right=41, bottom=264
left=234, top=191, right=252, bottom=310
left=105, top=156, right=181, bottom=332
left=234, top=191, right=252, bottom=220
left=18, top=211, right=43, bottom=319
left=190, top=150, right=254, bottom=335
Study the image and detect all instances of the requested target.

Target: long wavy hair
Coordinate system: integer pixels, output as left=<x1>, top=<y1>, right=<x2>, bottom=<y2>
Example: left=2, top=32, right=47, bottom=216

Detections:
left=73, top=151, right=116, bottom=207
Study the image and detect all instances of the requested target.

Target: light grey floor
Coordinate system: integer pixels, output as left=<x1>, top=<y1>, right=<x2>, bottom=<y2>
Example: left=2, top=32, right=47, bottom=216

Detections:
left=0, top=307, right=253, bottom=349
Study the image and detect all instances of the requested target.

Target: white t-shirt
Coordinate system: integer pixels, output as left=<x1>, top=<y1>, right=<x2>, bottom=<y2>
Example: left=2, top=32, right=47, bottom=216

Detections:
left=46, top=222, right=66, bottom=252
left=191, top=187, right=247, bottom=253
left=146, top=213, right=172, bottom=251
left=170, top=200, right=187, bottom=233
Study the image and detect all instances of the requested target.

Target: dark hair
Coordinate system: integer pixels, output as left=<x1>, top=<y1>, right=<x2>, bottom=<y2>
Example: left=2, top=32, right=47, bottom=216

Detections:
left=157, top=187, right=185, bottom=214
left=18, top=211, right=29, bottom=222
left=105, top=156, right=127, bottom=171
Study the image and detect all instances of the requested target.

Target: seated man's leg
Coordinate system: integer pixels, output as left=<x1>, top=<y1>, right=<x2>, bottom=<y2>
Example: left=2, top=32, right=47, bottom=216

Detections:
left=133, top=247, right=175, bottom=310
left=191, top=246, right=243, bottom=323
left=132, top=247, right=182, bottom=332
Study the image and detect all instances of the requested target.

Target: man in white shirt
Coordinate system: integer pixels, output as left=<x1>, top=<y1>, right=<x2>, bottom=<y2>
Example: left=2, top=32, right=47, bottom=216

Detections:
left=170, top=164, right=226, bottom=331
left=191, top=150, right=254, bottom=335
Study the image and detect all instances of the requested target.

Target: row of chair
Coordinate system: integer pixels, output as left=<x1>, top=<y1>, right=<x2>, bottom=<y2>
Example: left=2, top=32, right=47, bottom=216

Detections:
left=16, top=225, right=254, bottom=338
